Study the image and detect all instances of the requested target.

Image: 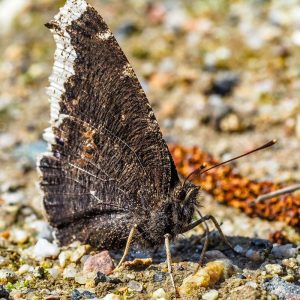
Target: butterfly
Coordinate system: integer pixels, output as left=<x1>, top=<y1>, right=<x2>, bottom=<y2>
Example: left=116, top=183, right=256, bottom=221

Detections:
left=38, top=3, right=281, bottom=293
left=37, top=0, right=208, bottom=251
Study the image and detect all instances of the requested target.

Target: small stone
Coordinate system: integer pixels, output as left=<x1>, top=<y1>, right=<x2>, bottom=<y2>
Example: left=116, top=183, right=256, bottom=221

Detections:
left=0, top=269, right=17, bottom=284
left=151, top=288, right=167, bottom=299
left=128, top=280, right=143, bottom=292
left=29, top=220, right=53, bottom=241
left=282, top=258, right=297, bottom=268
left=271, top=244, right=297, bottom=258
left=94, top=272, right=121, bottom=285
left=245, top=249, right=264, bottom=262
left=83, top=251, right=114, bottom=275
left=74, top=273, right=87, bottom=285
left=71, top=289, right=81, bottom=300
left=263, top=277, right=300, bottom=299
left=282, top=274, right=294, bottom=282
left=0, top=285, right=10, bottom=299
left=234, top=245, right=245, bottom=254
left=0, top=256, right=7, bottom=266
left=246, top=281, right=258, bottom=289
left=202, top=289, right=219, bottom=300
left=32, top=239, right=60, bottom=260
left=10, top=228, right=29, bottom=244
left=153, top=271, right=166, bottom=282
left=265, top=264, right=283, bottom=275
left=204, top=250, right=227, bottom=261
left=47, top=267, right=60, bottom=279
left=102, top=294, right=120, bottom=300
left=179, top=260, right=236, bottom=297
left=70, top=245, right=89, bottom=263
left=44, top=296, right=60, bottom=300
left=63, top=263, right=77, bottom=279
left=17, top=264, right=34, bottom=275
left=296, top=115, right=300, bottom=140
left=58, top=250, right=71, bottom=267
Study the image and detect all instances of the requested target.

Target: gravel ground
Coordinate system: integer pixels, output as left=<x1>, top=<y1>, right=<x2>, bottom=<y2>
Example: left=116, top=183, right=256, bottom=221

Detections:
left=0, top=0, right=299, bottom=299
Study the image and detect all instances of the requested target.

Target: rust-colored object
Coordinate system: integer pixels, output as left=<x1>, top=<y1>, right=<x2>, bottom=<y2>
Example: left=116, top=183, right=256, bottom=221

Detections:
left=169, top=144, right=300, bottom=229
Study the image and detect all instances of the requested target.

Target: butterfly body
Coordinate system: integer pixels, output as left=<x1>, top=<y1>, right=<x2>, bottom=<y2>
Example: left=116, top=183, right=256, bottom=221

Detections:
left=38, top=0, right=199, bottom=250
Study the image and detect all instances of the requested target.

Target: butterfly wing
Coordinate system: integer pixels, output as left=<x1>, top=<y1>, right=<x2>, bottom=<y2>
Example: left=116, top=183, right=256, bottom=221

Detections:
left=38, top=0, right=179, bottom=248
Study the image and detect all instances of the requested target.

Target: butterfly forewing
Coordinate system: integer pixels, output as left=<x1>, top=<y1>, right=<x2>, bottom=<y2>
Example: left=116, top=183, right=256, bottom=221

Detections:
left=38, top=0, right=180, bottom=248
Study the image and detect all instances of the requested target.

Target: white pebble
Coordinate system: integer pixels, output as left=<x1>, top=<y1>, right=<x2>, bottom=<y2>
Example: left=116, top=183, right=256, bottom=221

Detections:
left=202, top=289, right=219, bottom=300
left=28, top=220, right=53, bottom=240
left=292, top=30, right=300, bottom=46
left=70, top=245, right=88, bottom=262
left=47, top=267, right=60, bottom=278
left=59, top=250, right=71, bottom=267
left=75, top=273, right=88, bottom=285
left=10, top=228, right=29, bottom=244
left=17, top=264, right=34, bottom=275
left=0, top=256, right=7, bottom=266
left=151, top=288, right=167, bottom=299
left=63, top=263, right=77, bottom=279
left=32, top=238, right=60, bottom=260
left=246, top=281, right=258, bottom=289
left=101, top=294, right=120, bottom=300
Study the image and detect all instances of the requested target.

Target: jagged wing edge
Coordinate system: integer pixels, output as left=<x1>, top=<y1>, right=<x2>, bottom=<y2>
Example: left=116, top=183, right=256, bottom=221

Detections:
left=36, top=0, right=90, bottom=225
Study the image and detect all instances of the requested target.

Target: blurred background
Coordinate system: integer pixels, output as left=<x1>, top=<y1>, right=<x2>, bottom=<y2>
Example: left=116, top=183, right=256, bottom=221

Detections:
left=0, top=0, right=300, bottom=239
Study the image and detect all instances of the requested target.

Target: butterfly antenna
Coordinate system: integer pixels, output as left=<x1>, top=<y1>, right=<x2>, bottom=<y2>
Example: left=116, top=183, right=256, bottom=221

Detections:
left=182, top=139, right=277, bottom=188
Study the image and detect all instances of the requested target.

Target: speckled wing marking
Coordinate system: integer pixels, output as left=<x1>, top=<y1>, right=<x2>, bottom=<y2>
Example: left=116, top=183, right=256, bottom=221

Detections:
left=37, top=0, right=179, bottom=248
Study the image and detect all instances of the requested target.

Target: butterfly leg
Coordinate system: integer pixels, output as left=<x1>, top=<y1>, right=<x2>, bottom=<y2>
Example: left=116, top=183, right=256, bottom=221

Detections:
left=164, top=233, right=178, bottom=297
left=115, top=224, right=138, bottom=270
left=180, top=214, right=235, bottom=273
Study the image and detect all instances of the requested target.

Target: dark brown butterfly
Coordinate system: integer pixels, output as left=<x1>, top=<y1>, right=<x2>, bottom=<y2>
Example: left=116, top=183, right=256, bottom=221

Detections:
left=38, top=1, right=275, bottom=275
left=38, top=0, right=201, bottom=251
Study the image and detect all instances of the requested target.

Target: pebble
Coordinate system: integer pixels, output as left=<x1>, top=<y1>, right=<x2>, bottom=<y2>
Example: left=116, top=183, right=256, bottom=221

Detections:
left=47, top=267, right=60, bottom=279
left=83, top=251, right=114, bottom=275
left=282, top=258, right=297, bottom=268
left=94, top=272, right=121, bottom=285
left=245, top=249, right=265, bottom=262
left=204, top=250, right=228, bottom=261
left=271, top=244, right=297, bottom=258
left=206, top=72, right=239, bottom=96
left=44, top=296, right=60, bottom=300
left=0, top=285, right=10, bottom=299
left=70, top=245, right=89, bottom=263
left=71, top=289, right=98, bottom=300
left=179, top=260, right=236, bottom=297
left=17, top=264, right=34, bottom=275
left=296, top=115, right=300, bottom=140
left=245, top=281, right=258, bottom=289
left=202, top=289, right=219, bottom=300
left=128, top=280, right=143, bottom=292
left=153, top=271, right=166, bottom=282
left=264, top=264, right=283, bottom=275
left=233, top=244, right=245, bottom=255
left=10, top=228, right=29, bottom=244
left=0, top=256, right=7, bottom=266
left=151, top=288, right=167, bottom=299
left=32, top=238, right=60, bottom=260
left=101, top=294, right=120, bottom=300
left=1, top=191, right=23, bottom=205
left=28, top=220, right=52, bottom=240
left=63, top=263, right=77, bottom=279
left=58, top=250, right=71, bottom=267
left=263, top=277, right=300, bottom=299
left=0, top=269, right=17, bottom=284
